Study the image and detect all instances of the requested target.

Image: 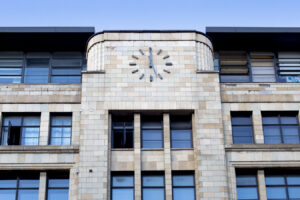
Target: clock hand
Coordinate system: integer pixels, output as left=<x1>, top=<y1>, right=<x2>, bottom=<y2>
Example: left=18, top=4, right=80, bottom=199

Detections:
left=148, top=47, right=158, bottom=77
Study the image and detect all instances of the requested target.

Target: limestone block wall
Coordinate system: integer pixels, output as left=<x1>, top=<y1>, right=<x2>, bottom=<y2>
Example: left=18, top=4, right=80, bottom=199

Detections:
left=81, top=31, right=227, bottom=200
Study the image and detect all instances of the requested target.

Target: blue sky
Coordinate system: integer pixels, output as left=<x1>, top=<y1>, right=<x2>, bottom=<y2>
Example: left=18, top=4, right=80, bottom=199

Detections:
left=1, top=0, right=300, bottom=32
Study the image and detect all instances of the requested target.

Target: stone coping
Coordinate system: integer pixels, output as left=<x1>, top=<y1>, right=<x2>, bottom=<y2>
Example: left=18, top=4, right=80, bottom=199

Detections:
left=225, top=144, right=300, bottom=152
left=87, top=31, right=213, bottom=53
left=0, top=145, right=79, bottom=153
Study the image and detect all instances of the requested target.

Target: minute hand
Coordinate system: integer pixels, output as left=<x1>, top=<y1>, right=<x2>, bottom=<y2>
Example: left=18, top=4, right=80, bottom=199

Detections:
left=148, top=47, right=158, bottom=77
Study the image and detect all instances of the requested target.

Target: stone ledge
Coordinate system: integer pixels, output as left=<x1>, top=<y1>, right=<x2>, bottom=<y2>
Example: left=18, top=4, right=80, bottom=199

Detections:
left=0, top=145, right=79, bottom=154
left=225, top=144, right=300, bottom=152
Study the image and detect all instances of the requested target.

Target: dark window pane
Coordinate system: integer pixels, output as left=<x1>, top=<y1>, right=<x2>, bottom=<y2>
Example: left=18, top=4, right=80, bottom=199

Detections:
left=263, top=116, right=279, bottom=124
left=232, top=126, right=253, bottom=137
left=142, top=121, right=162, bottom=129
left=281, top=116, right=298, bottom=124
left=282, top=126, right=299, bottom=137
left=113, top=129, right=124, bottom=148
left=48, top=179, right=69, bottom=188
left=112, top=189, right=134, bottom=200
left=264, top=136, right=282, bottom=144
left=233, top=137, right=253, bottom=144
left=283, top=136, right=300, bottom=144
left=47, top=189, right=69, bottom=200
left=0, top=59, right=23, bottom=67
left=112, top=176, right=134, bottom=187
left=173, top=188, right=195, bottom=200
left=266, top=187, right=286, bottom=199
left=173, top=175, right=194, bottom=186
left=287, top=176, right=300, bottom=185
left=288, top=187, right=300, bottom=199
left=19, top=179, right=39, bottom=188
left=0, top=180, right=17, bottom=188
left=142, top=130, right=162, bottom=140
left=0, top=68, right=22, bottom=75
left=52, top=59, right=82, bottom=67
left=171, top=130, right=192, bottom=140
left=142, top=141, right=163, bottom=148
left=51, top=116, right=72, bottom=126
left=236, top=176, right=257, bottom=186
left=231, top=116, right=252, bottom=125
left=0, top=76, right=21, bottom=83
left=142, top=176, right=164, bottom=187
left=172, top=141, right=192, bottom=148
left=265, top=176, right=285, bottom=185
left=0, top=190, right=16, bottom=199
left=23, top=117, right=40, bottom=126
left=52, top=68, right=81, bottom=75
left=143, top=188, right=164, bottom=200
left=263, top=126, right=280, bottom=136
left=18, top=189, right=39, bottom=200
left=51, top=76, right=81, bottom=83
left=237, top=187, right=258, bottom=200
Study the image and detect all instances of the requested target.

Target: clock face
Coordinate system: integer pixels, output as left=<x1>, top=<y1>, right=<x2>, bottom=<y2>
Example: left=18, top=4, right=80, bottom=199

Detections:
left=129, top=47, right=172, bottom=82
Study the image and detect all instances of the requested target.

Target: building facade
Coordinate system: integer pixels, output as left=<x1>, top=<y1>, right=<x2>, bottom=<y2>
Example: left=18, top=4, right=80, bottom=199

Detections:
left=0, top=27, right=300, bottom=200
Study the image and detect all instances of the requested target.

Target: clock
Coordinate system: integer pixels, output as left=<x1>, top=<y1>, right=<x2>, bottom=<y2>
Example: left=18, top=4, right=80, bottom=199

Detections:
left=129, top=47, right=173, bottom=82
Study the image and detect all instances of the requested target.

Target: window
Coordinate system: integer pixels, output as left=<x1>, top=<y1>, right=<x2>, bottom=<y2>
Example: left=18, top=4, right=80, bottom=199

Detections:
left=0, top=171, right=39, bottom=200
left=236, top=171, right=258, bottom=200
left=265, top=172, right=300, bottom=200
left=0, top=52, right=85, bottom=84
left=112, top=116, right=134, bottom=148
left=0, top=52, right=23, bottom=83
left=141, top=115, right=163, bottom=148
left=250, top=52, right=276, bottom=82
left=50, top=114, right=72, bottom=145
left=1, top=114, right=40, bottom=145
left=231, top=112, right=254, bottom=144
left=172, top=172, right=195, bottom=200
left=219, top=51, right=249, bottom=82
left=47, top=172, right=69, bottom=200
left=111, top=173, right=134, bottom=200
left=278, top=52, right=300, bottom=83
left=170, top=115, right=192, bottom=148
left=142, top=173, right=165, bottom=200
left=262, top=112, right=300, bottom=144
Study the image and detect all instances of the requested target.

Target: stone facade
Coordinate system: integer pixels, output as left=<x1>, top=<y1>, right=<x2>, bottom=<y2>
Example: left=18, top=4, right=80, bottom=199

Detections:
left=1, top=30, right=299, bottom=200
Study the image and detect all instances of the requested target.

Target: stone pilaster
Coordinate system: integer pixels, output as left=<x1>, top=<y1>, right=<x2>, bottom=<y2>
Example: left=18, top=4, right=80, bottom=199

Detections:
left=163, top=113, right=172, bottom=200
left=134, top=113, right=141, bottom=200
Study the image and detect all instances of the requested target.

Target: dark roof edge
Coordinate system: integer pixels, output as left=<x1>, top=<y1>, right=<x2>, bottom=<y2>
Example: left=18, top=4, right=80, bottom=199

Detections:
left=206, top=27, right=300, bottom=33
left=0, top=27, right=95, bottom=33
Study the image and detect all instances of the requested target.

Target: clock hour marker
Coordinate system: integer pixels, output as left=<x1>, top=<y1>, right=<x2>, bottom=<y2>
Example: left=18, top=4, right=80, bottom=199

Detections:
left=132, top=69, right=139, bottom=73
left=157, top=49, right=162, bottom=55
left=163, top=69, right=170, bottom=73
left=139, top=74, right=144, bottom=80
left=150, top=75, right=153, bottom=82
left=158, top=73, right=163, bottom=80
left=129, top=62, right=136, bottom=66
left=139, top=49, right=144, bottom=55
left=163, top=55, right=169, bottom=59
left=132, top=55, right=139, bottom=60
left=166, top=62, right=173, bottom=66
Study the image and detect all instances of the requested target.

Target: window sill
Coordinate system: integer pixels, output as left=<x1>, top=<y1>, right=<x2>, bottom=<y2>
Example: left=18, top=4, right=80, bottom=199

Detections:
left=171, top=148, right=194, bottom=151
left=0, top=145, right=79, bottom=153
left=141, top=148, right=164, bottom=151
left=111, top=148, right=134, bottom=151
left=225, top=143, right=300, bottom=152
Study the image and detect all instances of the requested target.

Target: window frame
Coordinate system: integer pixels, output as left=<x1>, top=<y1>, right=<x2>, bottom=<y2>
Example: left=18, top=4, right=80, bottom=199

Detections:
left=265, top=171, right=300, bottom=200
left=0, top=52, right=86, bottom=84
left=49, top=113, right=72, bottom=146
left=141, top=115, right=164, bottom=149
left=172, top=171, right=195, bottom=200
left=0, top=171, right=40, bottom=200
left=1, top=113, right=41, bottom=146
left=111, top=115, right=134, bottom=149
left=142, top=172, right=165, bottom=200
left=262, top=111, right=300, bottom=144
left=231, top=112, right=254, bottom=144
left=235, top=170, right=259, bottom=200
left=111, top=172, right=135, bottom=200
left=46, top=171, right=70, bottom=200
left=170, top=114, right=193, bottom=149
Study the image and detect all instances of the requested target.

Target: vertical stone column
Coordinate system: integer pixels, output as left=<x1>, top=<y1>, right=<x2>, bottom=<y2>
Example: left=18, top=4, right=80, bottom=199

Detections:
left=192, top=113, right=200, bottom=200
left=253, top=109, right=264, bottom=144
left=39, top=112, right=49, bottom=145
left=134, top=113, right=141, bottom=200
left=258, top=170, right=267, bottom=200
left=71, top=111, right=81, bottom=146
left=163, top=113, right=172, bottom=200
left=38, top=172, right=47, bottom=200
